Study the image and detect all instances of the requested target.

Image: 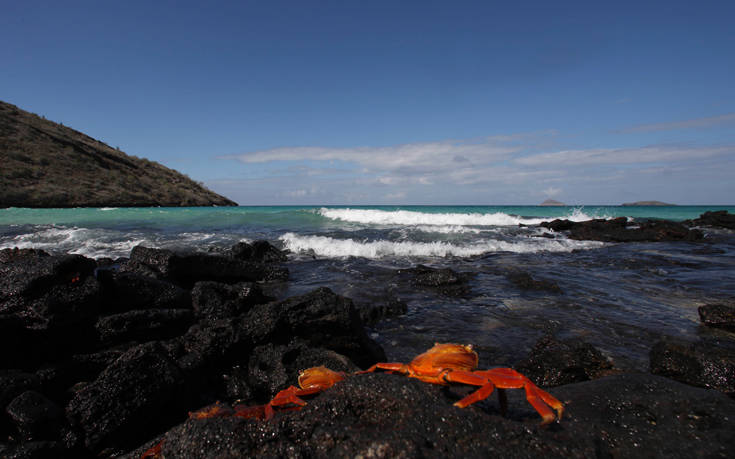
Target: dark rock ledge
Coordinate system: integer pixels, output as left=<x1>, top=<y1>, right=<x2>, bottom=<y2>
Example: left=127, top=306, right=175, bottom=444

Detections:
left=2, top=242, right=735, bottom=458
left=537, top=211, right=735, bottom=242
left=539, top=217, right=703, bottom=242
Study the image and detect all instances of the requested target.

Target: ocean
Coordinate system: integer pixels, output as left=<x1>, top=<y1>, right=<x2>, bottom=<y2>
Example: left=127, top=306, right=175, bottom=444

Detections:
left=2, top=205, right=734, bottom=371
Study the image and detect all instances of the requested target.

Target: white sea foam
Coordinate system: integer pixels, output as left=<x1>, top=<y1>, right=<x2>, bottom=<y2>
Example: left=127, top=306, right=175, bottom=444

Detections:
left=413, top=225, right=485, bottom=234
left=318, top=207, right=607, bottom=227
left=0, top=227, right=147, bottom=259
left=279, top=233, right=603, bottom=259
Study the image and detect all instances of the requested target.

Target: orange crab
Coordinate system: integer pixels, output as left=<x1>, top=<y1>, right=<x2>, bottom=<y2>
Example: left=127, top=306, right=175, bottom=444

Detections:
left=190, top=366, right=346, bottom=421
left=256, top=366, right=346, bottom=420
left=359, top=343, right=564, bottom=424
left=190, top=343, right=563, bottom=425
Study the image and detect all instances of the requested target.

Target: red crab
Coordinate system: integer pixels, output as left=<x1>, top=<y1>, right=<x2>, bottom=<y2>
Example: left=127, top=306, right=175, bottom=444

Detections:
left=189, top=366, right=346, bottom=421
left=359, top=342, right=564, bottom=424
left=189, top=343, right=563, bottom=425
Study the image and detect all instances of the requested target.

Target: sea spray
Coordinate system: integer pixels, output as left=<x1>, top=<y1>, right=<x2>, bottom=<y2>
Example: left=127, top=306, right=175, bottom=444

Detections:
left=279, top=232, right=604, bottom=259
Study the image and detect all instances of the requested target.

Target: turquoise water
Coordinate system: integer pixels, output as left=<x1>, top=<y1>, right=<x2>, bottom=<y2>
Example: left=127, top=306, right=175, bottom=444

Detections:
left=1, top=205, right=732, bottom=258
left=2, top=205, right=733, bottom=228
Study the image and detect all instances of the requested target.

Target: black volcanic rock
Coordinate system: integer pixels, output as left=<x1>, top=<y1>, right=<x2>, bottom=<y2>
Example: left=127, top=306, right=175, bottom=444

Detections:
left=0, top=253, right=101, bottom=365
left=515, top=336, right=614, bottom=387
left=0, top=99, right=237, bottom=207
left=650, top=339, right=735, bottom=396
left=65, top=341, right=186, bottom=453
left=540, top=217, right=703, bottom=242
left=685, top=210, right=735, bottom=230
left=94, top=309, right=194, bottom=346
left=241, top=287, right=385, bottom=368
left=0, top=248, right=50, bottom=264
left=506, top=271, right=562, bottom=293
left=357, top=295, right=408, bottom=325
left=123, top=246, right=288, bottom=287
left=130, top=372, right=735, bottom=458
left=698, top=304, right=735, bottom=332
left=97, top=271, right=191, bottom=313
left=191, top=281, right=271, bottom=320
left=246, top=339, right=359, bottom=401
left=121, top=246, right=176, bottom=279
left=230, top=240, right=288, bottom=263
left=0, top=252, right=96, bottom=304
left=5, top=391, right=64, bottom=441
left=395, top=265, right=473, bottom=296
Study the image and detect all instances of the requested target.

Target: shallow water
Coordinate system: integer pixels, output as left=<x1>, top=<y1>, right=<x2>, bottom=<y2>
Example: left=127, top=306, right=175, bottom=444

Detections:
left=2, top=205, right=734, bottom=371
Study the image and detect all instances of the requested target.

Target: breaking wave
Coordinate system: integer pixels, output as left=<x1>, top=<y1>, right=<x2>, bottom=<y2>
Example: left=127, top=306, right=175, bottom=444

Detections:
left=0, top=226, right=242, bottom=259
left=318, top=207, right=607, bottom=227
left=279, top=233, right=604, bottom=259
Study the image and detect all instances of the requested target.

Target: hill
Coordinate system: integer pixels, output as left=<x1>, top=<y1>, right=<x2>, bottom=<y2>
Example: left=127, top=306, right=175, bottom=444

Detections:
left=0, top=101, right=237, bottom=208
left=540, top=199, right=566, bottom=206
left=621, top=201, right=674, bottom=206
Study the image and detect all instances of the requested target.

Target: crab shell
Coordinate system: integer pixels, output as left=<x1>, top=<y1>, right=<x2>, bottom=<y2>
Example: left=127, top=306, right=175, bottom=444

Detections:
left=297, top=366, right=346, bottom=390
left=409, top=343, right=479, bottom=374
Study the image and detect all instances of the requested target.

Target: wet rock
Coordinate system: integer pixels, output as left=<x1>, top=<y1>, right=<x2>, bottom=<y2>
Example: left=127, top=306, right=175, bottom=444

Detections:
left=191, top=281, right=271, bottom=320
left=34, top=350, right=127, bottom=404
left=164, top=319, right=244, bottom=382
left=98, top=272, right=191, bottom=313
left=0, top=371, right=41, bottom=409
left=123, top=246, right=289, bottom=287
left=66, top=341, right=186, bottom=452
left=0, top=248, right=49, bottom=264
left=698, top=304, right=735, bottom=332
left=138, top=372, right=735, bottom=458
left=650, top=339, right=735, bottom=396
left=685, top=210, right=735, bottom=230
left=94, top=309, right=193, bottom=346
left=0, top=316, right=37, bottom=369
left=122, top=246, right=176, bottom=279
left=506, top=271, right=562, bottom=293
left=395, top=265, right=473, bottom=296
left=357, top=295, right=408, bottom=325
left=540, top=218, right=703, bottom=242
left=0, top=272, right=101, bottom=365
left=0, top=440, right=68, bottom=458
left=0, top=253, right=97, bottom=303
left=246, top=339, right=358, bottom=400
left=5, top=391, right=64, bottom=441
left=230, top=240, right=288, bottom=263
left=168, top=253, right=289, bottom=287
left=1, top=371, right=42, bottom=437
left=516, top=336, right=614, bottom=387
left=221, top=365, right=253, bottom=402
left=241, top=287, right=385, bottom=368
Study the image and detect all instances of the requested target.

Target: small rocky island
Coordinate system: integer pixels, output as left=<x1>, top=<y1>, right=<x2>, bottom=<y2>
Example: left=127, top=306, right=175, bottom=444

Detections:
left=621, top=201, right=674, bottom=206
left=0, top=101, right=237, bottom=208
left=539, top=199, right=566, bottom=206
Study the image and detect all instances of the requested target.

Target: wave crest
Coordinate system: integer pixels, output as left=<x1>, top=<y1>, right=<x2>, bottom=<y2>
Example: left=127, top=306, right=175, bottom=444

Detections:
left=318, top=207, right=605, bottom=227
left=279, top=233, right=603, bottom=259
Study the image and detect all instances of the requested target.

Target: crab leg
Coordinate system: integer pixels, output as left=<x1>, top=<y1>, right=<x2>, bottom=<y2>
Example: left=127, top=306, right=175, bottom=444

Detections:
left=358, top=362, right=409, bottom=375
left=475, top=368, right=563, bottom=424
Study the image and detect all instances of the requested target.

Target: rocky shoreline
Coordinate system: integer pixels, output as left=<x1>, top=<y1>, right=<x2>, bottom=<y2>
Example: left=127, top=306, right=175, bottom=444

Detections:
left=2, top=213, right=735, bottom=457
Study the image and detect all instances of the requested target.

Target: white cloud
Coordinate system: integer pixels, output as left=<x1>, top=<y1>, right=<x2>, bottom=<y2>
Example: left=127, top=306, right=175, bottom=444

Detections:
left=221, top=138, right=520, bottom=175
left=515, top=145, right=733, bottom=166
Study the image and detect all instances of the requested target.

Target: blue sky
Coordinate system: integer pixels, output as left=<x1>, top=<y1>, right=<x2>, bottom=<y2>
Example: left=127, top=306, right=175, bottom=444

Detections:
left=2, top=0, right=734, bottom=205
